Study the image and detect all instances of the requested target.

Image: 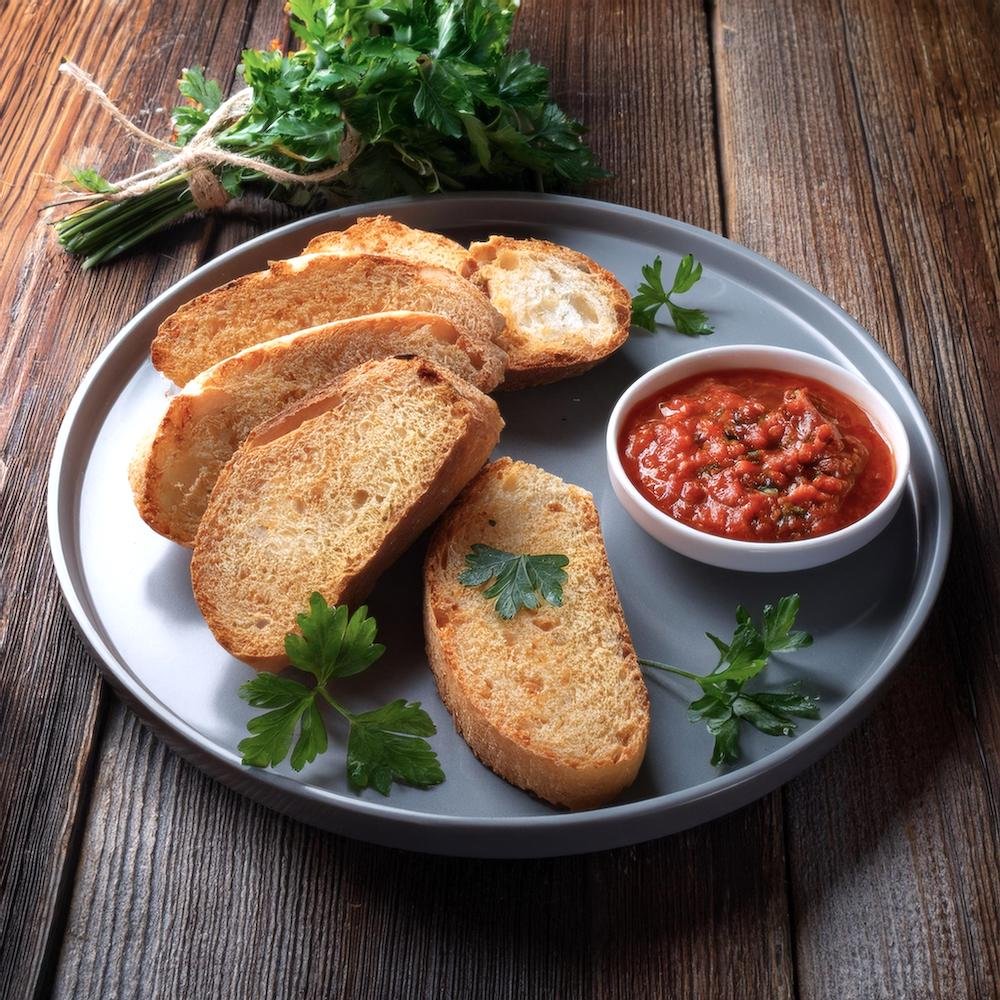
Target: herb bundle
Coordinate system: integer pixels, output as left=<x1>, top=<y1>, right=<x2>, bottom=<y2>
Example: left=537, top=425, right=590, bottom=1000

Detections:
left=55, top=0, right=604, bottom=268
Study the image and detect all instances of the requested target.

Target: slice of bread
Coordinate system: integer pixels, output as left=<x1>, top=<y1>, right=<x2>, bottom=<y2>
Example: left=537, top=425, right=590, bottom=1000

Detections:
left=303, top=215, right=476, bottom=277
left=423, top=458, right=649, bottom=810
left=469, top=237, right=631, bottom=390
left=191, top=356, right=503, bottom=670
left=130, top=311, right=507, bottom=547
left=152, top=253, right=505, bottom=386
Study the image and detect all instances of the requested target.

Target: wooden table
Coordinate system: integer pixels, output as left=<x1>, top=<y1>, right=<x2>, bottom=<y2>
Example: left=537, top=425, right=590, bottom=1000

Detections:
left=2, top=1, right=997, bottom=996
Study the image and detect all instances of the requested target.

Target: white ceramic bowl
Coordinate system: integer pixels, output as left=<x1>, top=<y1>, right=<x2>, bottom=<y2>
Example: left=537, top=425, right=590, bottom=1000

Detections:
left=606, top=345, right=911, bottom=572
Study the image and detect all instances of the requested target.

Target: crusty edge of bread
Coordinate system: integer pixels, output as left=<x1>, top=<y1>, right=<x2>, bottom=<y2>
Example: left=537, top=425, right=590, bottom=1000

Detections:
left=422, top=458, right=649, bottom=809
left=152, top=253, right=507, bottom=386
left=134, top=310, right=508, bottom=546
left=303, top=215, right=478, bottom=278
left=191, top=357, right=504, bottom=670
left=469, top=237, right=632, bottom=391
left=151, top=269, right=269, bottom=382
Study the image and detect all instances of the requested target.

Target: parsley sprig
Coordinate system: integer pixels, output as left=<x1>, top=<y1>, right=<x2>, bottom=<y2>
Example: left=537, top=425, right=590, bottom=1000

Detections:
left=459, top=544, right=569, bottom=619
left=238, top=592, right=444, bottom=795
left=640, top=595, right=819, bottom=766
left=56, top=0, right=605, bottom=268
left=631, top=253, right=714, bottom=335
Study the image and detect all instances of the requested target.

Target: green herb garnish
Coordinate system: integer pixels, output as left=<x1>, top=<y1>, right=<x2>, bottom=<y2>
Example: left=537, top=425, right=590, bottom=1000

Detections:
left=640, top=595, right=819, bottom=766
left=459, top=543, right=569, bottom=619
left=55, top=0, right=605, bottom=268
left=631, top=253, right=714, bottom=335
left=238, top=592, right=444, bottom=795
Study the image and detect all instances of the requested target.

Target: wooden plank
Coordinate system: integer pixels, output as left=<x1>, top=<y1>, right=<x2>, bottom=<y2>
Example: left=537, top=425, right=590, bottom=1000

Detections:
left=50, top=2, right=794, bottom=998
left=0, top=1, right=275, bottom=997
left=713, top=0, right=1000, bottom=997
left=55, top=702, right=796, bottom=999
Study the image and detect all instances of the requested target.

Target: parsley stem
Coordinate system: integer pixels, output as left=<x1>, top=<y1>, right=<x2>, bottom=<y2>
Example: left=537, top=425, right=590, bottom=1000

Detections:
left=637, top=658, right=703, bottom=682
left=318, top=686, right=353, bottom=721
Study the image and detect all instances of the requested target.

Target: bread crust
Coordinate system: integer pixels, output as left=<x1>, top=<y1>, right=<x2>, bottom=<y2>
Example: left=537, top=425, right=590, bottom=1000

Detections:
left=469, top=237, right=631, bottom=390
left=190, top=357, right=503, bottom=669
left=303, top=215, right=476, bottom=278
left=423, top=458, right=649, bottom=810
left=151, top=253, right=505, bottom=386
left=131, top=311, right=506, bottom=546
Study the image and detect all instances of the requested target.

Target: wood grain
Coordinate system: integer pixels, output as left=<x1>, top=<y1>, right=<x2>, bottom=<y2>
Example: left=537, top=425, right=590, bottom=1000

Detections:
left=714, top=0, right=1000, bottom=996
left=49, top=2, right=789, bottom=998
left=54, top=702, right=795, bottom=999
left=0, top=1, right=283, bottom=997
left=0, top=0, right=995, bottom=997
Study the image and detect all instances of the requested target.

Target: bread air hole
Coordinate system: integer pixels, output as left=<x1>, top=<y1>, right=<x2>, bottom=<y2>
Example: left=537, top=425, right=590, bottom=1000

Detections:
left=568, top=293, right=599, bottom=324
left=351, top=489, right=369, bottom=509
left=430, top=323, right=460, bottom=345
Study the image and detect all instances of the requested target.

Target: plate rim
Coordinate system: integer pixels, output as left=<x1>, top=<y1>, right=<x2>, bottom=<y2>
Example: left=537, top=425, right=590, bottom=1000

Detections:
left=47, top=192, right=953, bottom=855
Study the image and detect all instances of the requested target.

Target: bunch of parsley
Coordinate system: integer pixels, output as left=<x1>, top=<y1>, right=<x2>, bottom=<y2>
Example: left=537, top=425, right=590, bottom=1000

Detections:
left=55, top=0, right=605, bottom=268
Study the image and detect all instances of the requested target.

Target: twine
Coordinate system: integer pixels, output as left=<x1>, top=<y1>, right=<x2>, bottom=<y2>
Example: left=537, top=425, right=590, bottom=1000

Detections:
left=54, top=62, right=362, bottom=211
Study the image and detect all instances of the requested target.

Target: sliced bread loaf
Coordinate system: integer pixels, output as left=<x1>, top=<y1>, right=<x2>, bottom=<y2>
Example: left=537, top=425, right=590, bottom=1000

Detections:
left=303, top=215, right=475, bottom=277
left=130, top=311, right=507, bottom=547
left=423, top=458, right=649, bottom=809
left=469, top=237, right=631, bottom=390
left=191, top=356, right=503, bottom=670
left=152, top=253, right=505, bottom=386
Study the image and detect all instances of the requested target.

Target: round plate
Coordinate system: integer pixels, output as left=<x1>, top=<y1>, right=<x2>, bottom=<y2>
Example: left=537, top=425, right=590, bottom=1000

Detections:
left=48, top=193, right=951, bottom=858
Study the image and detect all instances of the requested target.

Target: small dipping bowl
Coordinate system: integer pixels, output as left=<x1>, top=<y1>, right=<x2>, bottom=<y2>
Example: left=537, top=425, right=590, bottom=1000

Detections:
left=606, top=345, right=911, bottom=572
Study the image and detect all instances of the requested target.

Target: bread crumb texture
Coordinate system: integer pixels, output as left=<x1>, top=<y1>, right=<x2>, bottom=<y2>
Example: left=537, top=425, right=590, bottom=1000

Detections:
left=152, top=253, right=504, bottom=385
left=424, top=458, right=649, bottom=809
left=303, top=215, right=476, bottom=278
left=191, top=356, right=502, bottom=669
left=132, top=311, right=506, bottom=545
left=470, top=237, right=631, bottom=389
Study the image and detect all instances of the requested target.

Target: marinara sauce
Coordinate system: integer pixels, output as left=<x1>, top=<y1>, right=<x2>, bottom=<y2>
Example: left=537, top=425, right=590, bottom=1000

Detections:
left=619, top=368, right=894, bottom=542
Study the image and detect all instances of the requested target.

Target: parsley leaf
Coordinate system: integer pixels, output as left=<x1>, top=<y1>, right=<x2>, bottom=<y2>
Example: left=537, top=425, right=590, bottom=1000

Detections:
left=459, top=543, right=569, bottom=619
left=640, top=594, right=819, bottom=766
left=69, top=168, right=113, bottom=193
left=237, top=593, right=443, bottom=795
left=239, top=674, right=327, bottom=770
left=346, top=700, right=444, bottom=795
left=631, top=254, right=714, bottom=336
left=284, top=592, right=385, bottom=683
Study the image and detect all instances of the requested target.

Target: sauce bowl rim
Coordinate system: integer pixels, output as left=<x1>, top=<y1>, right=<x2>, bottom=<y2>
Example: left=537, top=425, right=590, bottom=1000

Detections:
left=605, top=343, right=912, bottom=556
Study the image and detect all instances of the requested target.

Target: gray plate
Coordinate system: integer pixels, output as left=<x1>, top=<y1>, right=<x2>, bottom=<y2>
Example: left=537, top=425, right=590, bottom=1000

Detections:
left=48, top=193, right=951, bottom=858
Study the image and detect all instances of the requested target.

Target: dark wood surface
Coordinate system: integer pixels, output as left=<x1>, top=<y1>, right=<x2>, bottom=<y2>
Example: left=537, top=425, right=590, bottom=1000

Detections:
left=0, top=0, right=996, bottom=997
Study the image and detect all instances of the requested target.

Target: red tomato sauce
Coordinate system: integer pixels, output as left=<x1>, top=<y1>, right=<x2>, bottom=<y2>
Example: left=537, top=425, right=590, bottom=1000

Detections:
left=619, top=368, right=895, bottom=542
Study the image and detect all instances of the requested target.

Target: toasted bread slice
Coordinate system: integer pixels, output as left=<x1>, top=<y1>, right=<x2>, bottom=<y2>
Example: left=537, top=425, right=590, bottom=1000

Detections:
left=303, top=215, right=476, bottom=277
left=423, top=458, right=649, bottom=810
left=152, top=253, right=505, bottom=386
left=130, top=312, right=507, bottom=547
left=469, top=237, right=631, bottom=390
left=191, top=357, right=503, bottom=669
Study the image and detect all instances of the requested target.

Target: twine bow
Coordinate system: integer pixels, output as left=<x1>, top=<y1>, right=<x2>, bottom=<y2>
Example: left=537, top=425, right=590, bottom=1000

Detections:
left=54, top=62, right=362, bottom=211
